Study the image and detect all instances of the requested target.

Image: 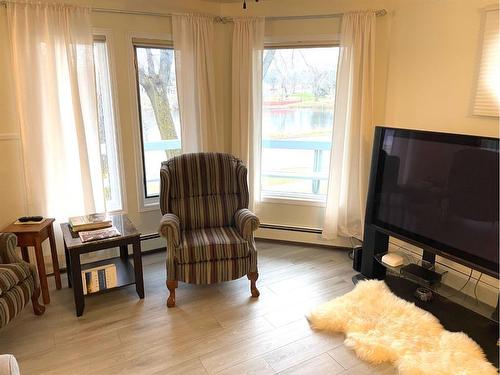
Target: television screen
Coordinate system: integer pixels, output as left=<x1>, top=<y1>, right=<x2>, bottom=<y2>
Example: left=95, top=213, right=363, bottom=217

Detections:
left=370, top=127, right=499, bottom=275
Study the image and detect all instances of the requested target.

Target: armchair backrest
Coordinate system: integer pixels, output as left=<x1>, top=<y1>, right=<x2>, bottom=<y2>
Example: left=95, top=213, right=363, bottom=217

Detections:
left=159, top=153, right=249, bottom=230
left=0, top=233, right=18, bottom=264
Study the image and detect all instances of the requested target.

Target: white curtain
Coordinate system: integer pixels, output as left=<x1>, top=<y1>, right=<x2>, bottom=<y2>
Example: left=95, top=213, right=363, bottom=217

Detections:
left=172, top=14, right=220, bottom=152
left=231, top=17, right=265, bottom=210
left=6, top=1, right=104, bottom=219
left=322, top=11, right=376, bottom=240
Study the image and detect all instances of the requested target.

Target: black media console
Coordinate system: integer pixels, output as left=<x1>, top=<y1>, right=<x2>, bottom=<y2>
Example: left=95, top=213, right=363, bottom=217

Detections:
left=385, top=275, right=499, bottom=368
left=358, top=225, right=499, bottom=368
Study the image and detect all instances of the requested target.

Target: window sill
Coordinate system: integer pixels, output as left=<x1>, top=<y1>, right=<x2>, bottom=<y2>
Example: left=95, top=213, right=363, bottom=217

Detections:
left=139, top=195, right=327, bottom=211
left=139, top=197, right=160, bottom=212
left=106, top=208, right=125, bottom=215
left=260, top=195, right=326, bottom=207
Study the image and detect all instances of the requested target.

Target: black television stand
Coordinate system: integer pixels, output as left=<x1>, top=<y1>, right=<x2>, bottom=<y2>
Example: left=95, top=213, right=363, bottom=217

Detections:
left=352, top=273, right=498, bottom=367
left=357, top=226, right=499, bottom=367
left=385, top=274, right=498, bottom=368
left=352, top=273, right=367, bottom=284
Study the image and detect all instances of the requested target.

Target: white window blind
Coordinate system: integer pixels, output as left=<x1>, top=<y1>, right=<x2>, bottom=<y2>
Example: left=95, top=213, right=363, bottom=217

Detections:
left=473, top=9, right=500, bottom=117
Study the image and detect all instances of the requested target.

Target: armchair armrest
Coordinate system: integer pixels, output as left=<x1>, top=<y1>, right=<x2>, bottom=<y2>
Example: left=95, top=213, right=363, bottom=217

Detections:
left=234, top=209, right=260, bottom=240
left=0, top=233, right=23, bottom=264
left=0, top=232, right=40, bottom=292
left=158, top=214, right=181, bottom=247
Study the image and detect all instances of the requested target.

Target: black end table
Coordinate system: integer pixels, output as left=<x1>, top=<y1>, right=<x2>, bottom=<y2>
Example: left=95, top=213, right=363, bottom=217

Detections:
left=60, top=214, right=144, bottom=317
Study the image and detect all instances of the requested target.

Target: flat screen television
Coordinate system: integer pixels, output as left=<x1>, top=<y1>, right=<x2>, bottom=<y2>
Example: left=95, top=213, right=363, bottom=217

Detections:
left=366, top=127, right=499, bottom=277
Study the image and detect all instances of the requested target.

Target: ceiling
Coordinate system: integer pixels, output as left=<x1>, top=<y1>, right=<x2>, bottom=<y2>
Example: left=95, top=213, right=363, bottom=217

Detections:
left=201, top=0, right=269, bottom=2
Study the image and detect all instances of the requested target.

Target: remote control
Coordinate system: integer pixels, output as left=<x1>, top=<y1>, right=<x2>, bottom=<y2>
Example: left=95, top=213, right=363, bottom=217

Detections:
left=18, top=216, right=44, bottom=223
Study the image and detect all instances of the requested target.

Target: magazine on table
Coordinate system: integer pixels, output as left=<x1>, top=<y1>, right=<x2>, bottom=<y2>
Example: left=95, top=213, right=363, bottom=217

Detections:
left=78, top=227, right=121, bottom=243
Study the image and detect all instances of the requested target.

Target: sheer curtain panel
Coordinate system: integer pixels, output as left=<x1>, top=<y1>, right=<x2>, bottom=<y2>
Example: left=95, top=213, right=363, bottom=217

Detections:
left=6, top=1, right=104, bottom=219
left=231, top=17, right=265, bottom=210
left=172, top=14, right=220, bottom=152
left=322, top=11, right=376, bottom=240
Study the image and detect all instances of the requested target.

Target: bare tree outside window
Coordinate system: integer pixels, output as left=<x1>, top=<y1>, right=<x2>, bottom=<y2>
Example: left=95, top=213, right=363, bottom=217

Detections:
left=135, top=46, right=181, bottom=197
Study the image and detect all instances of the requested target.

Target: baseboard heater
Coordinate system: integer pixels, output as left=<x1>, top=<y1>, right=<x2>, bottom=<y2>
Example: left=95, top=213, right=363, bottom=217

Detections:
left=141, top=233, right=160, bottom=241
left=259, top=223, right=322, bottom=234
left=140, top=224, right=322, bottom=239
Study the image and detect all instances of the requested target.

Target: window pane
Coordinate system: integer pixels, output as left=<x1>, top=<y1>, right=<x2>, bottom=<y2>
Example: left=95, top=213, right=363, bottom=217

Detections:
left=261, top=47, right=339, bottom=200
left=93, top=40, right=122, bottom=211
left=135, top=46, right=181, bottom=198
left=473, top=9, right=499, bottom=117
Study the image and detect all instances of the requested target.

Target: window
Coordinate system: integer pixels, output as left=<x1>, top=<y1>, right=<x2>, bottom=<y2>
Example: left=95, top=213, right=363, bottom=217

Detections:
left=261, top=46, right=340, bottom=201
left=93, top=39, right=123, bottom=211
left=473, top=8, right=499, bottom=117
left=134, top=45, right=181, bottom=199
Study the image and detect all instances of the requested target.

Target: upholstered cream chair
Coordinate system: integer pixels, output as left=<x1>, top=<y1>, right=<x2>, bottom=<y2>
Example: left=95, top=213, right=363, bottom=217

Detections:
left=158, top=153, right=260, bottom=307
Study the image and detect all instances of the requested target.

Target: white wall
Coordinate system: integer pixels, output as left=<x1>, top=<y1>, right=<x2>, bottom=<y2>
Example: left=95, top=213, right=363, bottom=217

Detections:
left=384, top=0, right=498, bottom=137
left=0, top=10, right=25, bottom=229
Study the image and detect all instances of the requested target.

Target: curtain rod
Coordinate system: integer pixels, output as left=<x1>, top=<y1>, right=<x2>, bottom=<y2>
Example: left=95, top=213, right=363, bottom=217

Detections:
left=0, top=2, right=387, bottom=22
left=90, top=7, right=388, bottom=22
left=265, top=9, right=387, bottom=22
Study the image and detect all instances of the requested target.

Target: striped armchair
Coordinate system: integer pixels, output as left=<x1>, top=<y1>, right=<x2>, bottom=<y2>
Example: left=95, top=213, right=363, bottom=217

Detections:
left=0, top=233, right=44, bottom=329
left=158, top=153, right=260, bottom=307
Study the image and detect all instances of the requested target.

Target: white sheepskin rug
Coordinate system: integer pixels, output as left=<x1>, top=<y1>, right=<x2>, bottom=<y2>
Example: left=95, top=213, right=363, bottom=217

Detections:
left=308, top=280, right=498, bottom=375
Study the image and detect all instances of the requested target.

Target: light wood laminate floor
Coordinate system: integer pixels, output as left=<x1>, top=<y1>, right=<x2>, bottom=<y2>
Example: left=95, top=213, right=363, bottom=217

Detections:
left=0, top=240, right=397, bottom=375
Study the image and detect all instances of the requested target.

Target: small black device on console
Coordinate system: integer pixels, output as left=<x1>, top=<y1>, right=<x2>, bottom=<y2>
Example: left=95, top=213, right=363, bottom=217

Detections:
left=414, top=286, right=433, bottom=302
left=352, top=246, right=363, bottom=272
left=400, top=263, right=442, bottom=286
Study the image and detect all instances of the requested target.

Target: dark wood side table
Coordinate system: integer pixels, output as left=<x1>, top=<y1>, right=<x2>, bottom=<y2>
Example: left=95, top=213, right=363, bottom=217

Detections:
left=60, top=214, right=144, bottom=317
left=2, top=218, right=62, bottom=304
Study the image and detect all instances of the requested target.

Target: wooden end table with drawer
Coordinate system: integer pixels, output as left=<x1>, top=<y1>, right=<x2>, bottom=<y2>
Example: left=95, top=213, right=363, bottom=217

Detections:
left=60, top=214, right=144, bottom=317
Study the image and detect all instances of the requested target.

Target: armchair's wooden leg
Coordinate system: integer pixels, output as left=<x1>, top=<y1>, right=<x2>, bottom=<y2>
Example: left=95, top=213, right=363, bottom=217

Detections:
left=31, top=287, right=45, bottom=316
left=166, top=280, right=178, bottom=308
left=248, top=272, right=260, bottom=298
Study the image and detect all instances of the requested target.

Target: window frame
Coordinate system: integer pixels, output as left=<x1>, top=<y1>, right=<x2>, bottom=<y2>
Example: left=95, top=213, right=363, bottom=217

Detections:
left=92, top=30, right=126, bottom=213
left=128, top=34, right=176, bottom=211
left=260, top=41, right=340, bottom=206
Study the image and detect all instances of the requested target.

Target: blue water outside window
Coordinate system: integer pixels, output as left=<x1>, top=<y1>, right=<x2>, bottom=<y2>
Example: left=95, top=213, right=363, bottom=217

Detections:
left=261, top=46, right=340, bottom=200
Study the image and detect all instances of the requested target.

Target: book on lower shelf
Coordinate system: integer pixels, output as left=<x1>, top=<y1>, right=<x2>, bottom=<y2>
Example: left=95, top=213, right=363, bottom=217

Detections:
left=81, top=264, right=118, bottom=295
left=78, top=227, right=121, bottom=243
left=69, top=213, right=112, bottom=232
